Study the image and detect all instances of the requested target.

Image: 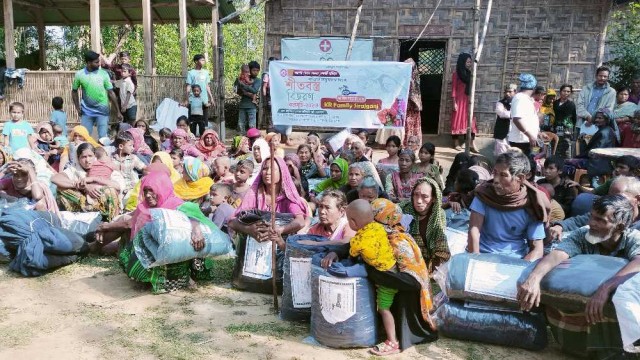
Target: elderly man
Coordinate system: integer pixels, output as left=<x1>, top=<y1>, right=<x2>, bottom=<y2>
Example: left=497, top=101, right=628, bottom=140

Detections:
left=468, top=150, right=550, bottom=260
left=494, top=83, right=517, bottom=156
left=576, top=66, right=616, bottom=127
left=518, top=195, right=640, bottom=323
left=508, top=74, right=540, bottom=155
left=548, top=176, right=640, bottom=241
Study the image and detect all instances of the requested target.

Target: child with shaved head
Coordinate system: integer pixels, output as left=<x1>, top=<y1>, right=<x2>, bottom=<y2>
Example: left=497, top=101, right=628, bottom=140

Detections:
left=345, top=199, right=400, bottom=356
left=212, top=156, right=234, bottom=184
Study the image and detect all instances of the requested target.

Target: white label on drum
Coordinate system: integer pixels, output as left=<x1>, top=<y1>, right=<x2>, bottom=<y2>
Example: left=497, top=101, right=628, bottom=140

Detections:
left=290, top=258, right=312, bottom=308
left=242, top=237, right=273, bottom=280
left=319, top=275, right=357, bottom=324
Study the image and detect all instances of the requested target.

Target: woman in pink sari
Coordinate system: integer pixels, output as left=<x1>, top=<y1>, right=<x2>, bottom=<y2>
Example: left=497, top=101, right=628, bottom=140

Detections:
left=126, top=128, right=153, bottom=163
left=168, top=129, right=205, bottom=159
left=195, top=129, right=226, bottom=162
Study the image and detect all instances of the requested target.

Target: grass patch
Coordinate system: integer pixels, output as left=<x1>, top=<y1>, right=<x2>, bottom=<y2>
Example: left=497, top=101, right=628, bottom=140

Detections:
left=225, top=321, right=309, bottom=339
left=0, top=321, right=35, bottom=347
left=202, top=257, right=235, bottom=284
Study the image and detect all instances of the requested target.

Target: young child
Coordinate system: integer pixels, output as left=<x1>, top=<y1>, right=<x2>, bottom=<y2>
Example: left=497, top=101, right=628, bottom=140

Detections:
left=236, top=64, right=259, bottom=106
left=88, top=147, right=115, bottom=179
left=34, top=122, right=60, bottom=166
left=52, top=123, right=69, bottom=148
left=50, top=96, right=67, bottom=137
left=169, top=148, right=185, bottom=176
left=202, top=183, right=235, bottom=232
left=117, top=64, right=137, bottom=124
left=2, top=102, right=35, bottom=153
left=188, top=84, right=206, bottom=137
left=176, top=116, right=197, bottom=143
left=266, top=132, right=285, bottom=158
left=345, top=200, right=400, bottom=356
left=112, top=131, right=146, bottom=195
left=212, top=156, right=234, bottom=184
left=231, top=159, right=254, bottom=205
left=413, top=142, right=444, bottom=190
left=159, top=127, right=172, bottom=151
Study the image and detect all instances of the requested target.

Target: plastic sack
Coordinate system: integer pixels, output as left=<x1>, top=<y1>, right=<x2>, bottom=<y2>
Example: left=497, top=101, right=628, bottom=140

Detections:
left=519, top=254, right=628, bottom=313
left=59, top=211, right=101, bottom=239
left=447, top=253, right=529, bottom=306
left=231, top=212, right=295, bottom=294
left=134, top=208, right=233, bottom=269
left=281, top=234, right=329, bottom=322
left=613, top=273, right=640, bottom=353
left=0, top=197, right=33, bottom=216
left=310, top=265, right=377, bottom=349
left=434, top=300, right=548, bottom=351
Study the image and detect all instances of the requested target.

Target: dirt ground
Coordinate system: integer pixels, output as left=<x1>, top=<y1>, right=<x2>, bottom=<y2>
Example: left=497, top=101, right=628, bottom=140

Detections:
left=0, top=137, right=569, bottom=360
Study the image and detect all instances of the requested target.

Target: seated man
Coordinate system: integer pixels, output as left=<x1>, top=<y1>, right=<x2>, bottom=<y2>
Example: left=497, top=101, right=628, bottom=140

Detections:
left=548, top=176, right=640, bottom=240
left=536, top=156, right=577, bottom=215
left=468, top=150, right=549, bottom=261
left=518, top=194, right=640, bottom=328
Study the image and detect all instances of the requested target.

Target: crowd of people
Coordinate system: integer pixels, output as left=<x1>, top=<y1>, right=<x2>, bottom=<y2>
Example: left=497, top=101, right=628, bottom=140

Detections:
left=1, top=49, right=640, bottom=357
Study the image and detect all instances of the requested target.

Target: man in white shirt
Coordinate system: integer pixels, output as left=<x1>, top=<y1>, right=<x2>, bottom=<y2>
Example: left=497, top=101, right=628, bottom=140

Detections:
left=508, top=73, right=539, bottom=156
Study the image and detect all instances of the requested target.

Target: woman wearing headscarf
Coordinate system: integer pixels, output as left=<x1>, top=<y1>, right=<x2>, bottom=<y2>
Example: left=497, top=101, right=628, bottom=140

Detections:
left=116, top=165, right=224, bottom=293
left=400, top=177, right=449, bottom=272
left=168, top=129, right=205, bottom=159
left=133, top=119, right=159, bottom=153
left=403, top=58, right=423, bottom=147
left=58, top=125, right=101, bottom=171
left=196, top=129, right=227, bottom=163
left=248, top=138, right=271, bottom=184
left=34, top=122, right=59, bottom=166
left=284, top=153, right=309, bottom=199
left=173, top=157, right=214, bottom=202
left=124, top=151, right=182, bottom=212
left=231, top=136, right=251, bottom=161
left=0, top=158, right=59, bottom=215
left=311, top=158, right=349, bottom=201
left=125, top=127, right=153, bottom=164
left=450, top=53, right=478, bottom=152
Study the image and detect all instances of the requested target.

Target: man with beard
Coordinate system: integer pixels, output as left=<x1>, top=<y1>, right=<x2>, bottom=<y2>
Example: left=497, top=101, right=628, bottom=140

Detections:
left=468, top=150, right=550, bottom=261
left=518, top=194, right=640, bottom=324
left=493, top=84, right=517, bottom=156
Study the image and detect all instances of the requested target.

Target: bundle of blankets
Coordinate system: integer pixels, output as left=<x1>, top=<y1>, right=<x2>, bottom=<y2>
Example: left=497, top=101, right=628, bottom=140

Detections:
left=0, top=208, right=89, bottom=276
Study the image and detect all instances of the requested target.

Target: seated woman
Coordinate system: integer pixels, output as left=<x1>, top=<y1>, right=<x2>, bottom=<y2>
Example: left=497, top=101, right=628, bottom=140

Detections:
left=266, top=132, right=285, bottom=159
left=0, top=159, right=59, bottom=214
left=13, top=148, right=57, bottom=188
left=613, top=86, right=638, bottom=132
left=124, top=151, right=182, bottom=212
left=231, top=136, right=251, bottom=162
left=310, top=158, right=349, bottom=202
left=413, top=142, right=444, bottom=190
left=115, top=166, right=222, bottom=293
left=249, top=138, right=271, bottom=183
left=306, top=131, right=331, bottom=167
left=350, top=138, right=370, bottom=163
left=125, top=127, right=154, bottom=164
left=566, top=108, right=619, bottom=179
left=133, top=119, right=159, bottom=153
left=385, top=149, right=423, bottom=203
left=305, top=189, right=355, bottom=241
left=174, top=157, right=214, bottom=203
left=196, top=129, right=227, bottom=164
left=52, top=143, right=125, bottom=222
left=342, top=162, right=387, bottom=203
left=58, top=125, right=101, bottom=171
left=297, top=144, right=327, bottom=179
left=176, top=116, right=197, bottom=144
left=228, top=157, right=307, bottom=250
left=400, top=177, right=449, bottom=272
left=620, top=110, right=640, bottom=148
left=284, top=153, right=309, bottom=200
left=168, top=129, right=205, bottom=159
left=339, top=162, right=365, bottom=195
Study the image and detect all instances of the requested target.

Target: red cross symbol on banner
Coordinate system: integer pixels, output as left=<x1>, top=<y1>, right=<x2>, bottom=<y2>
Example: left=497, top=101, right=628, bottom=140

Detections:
left=319, top=39, right=332, bottom=52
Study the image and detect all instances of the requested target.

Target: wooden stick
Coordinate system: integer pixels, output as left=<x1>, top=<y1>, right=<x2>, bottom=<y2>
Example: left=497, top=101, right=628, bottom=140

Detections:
left=269, top=144, right=278, bottom=312
left=345, top=0, right=364, bottom=61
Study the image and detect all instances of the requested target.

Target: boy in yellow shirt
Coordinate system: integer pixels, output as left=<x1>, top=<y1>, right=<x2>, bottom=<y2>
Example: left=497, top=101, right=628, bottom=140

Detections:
left=346, top=199, right=400, bottom=356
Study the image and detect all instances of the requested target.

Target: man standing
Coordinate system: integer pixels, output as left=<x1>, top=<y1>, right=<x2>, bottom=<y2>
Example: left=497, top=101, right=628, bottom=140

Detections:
left=72, top=51, right=122, bottom=139
left=184, top=54, right=214, bottom=128
left=576, top=66, right=616, bottom=128
left=493, top=84, right=517, bottom=156
left=236, top=61, right=262, bottom=135
left=468, top=150, right=549, bottom=261
left=508, top=74, right=539, bottom=155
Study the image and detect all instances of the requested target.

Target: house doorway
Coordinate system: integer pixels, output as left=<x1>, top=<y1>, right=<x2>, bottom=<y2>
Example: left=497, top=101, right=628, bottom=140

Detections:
left=400, top=40, right=446, bottom=134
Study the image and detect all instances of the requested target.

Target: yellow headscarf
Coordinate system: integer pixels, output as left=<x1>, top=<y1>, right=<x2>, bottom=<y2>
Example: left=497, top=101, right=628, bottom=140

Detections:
left=173, top=157, right=214, bottom=201
left=124, top=151, right=182, bottom=211
left=62, top=125, right=101, bottom=157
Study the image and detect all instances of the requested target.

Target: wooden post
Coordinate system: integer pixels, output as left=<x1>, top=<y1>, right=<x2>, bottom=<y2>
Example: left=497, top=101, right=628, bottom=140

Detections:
left=142, top=0, right=155, bottom=75
left=345, top=0, right=364, bottom=61
left=269, top=142, right=278, bottom=313
left=596, top=2, right=611, bottom=67
left=466, top=0, right=480, bottom=154
left=217, top=20, right=226, bottom=141
left=3, top=0, right=16, bottom=68
left=36, top=10, right=46, bottom=70
left=212, top=2, right=220, bottom=131
left=179, top=0, right=189, bottom=77
left=90, top=0, right=101, bottom=52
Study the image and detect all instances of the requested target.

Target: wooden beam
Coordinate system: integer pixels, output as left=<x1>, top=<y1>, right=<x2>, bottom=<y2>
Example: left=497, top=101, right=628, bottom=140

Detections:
left=35, top=9, right=46, bottom=70
left=4, top=0, right=16, bottom=68
left=114, top=0, right=133, bottom=25
left=89, top=0, right=101, bottom=52
left=179, top=0, right=189, bottom=77
left=142, top=0, right=155, bottom=75
left=211, top=1, right=220, bottom=131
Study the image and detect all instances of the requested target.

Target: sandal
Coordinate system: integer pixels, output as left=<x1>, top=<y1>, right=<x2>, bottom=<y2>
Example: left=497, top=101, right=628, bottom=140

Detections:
left=369, top=340, right=400, bottom=356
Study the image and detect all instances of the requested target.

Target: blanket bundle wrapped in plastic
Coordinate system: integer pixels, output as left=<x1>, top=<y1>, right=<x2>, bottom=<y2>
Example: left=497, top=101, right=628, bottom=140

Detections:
left=281, top=234, right=329, bottom=322
left=134, top=208, right=233, bottom=269
left=0, top=209, right=88, bottom=276
left=58, top=211, right=102, bottom=240
left=435, top=300, right=548, bottom=350
left=445, top=253, right=530, bottom=306
left=232, top=211, right=295, bottom=294
left=612, top=273, right=640, bottom=353
left=310, top=264, right=377, bottom=349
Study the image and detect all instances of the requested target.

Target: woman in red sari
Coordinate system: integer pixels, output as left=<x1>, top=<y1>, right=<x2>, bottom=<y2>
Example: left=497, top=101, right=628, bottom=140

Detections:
left=450, top=53, right=478, bottom=152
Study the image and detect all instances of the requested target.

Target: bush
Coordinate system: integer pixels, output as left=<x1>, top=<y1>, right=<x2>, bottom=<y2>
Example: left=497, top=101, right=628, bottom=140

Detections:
left=607, top=2, right=640, bottom=87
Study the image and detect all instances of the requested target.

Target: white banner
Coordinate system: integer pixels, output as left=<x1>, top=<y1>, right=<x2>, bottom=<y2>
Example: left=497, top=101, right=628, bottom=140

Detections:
left=270, top=61, right=412, bottom=129
left=281, top=37, right=373, bottom=62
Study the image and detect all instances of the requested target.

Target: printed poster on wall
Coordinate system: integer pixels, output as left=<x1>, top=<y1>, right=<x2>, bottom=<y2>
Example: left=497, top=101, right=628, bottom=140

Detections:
left=281, top=37, right=373, bottom=62
left=270, top=61, right=412, bottom=129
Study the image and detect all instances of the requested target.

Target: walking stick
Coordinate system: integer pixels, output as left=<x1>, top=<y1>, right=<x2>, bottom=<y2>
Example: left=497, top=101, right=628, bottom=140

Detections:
left=269, top=143, right=279, bottom=312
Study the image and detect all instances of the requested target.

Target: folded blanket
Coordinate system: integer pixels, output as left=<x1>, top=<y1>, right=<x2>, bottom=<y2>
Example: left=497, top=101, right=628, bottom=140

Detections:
left=134, top=208, right=233, bottom=269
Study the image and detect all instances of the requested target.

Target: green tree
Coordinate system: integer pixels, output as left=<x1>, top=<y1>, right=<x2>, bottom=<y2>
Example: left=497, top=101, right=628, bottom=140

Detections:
left=608, top=1, right=640, bottom=87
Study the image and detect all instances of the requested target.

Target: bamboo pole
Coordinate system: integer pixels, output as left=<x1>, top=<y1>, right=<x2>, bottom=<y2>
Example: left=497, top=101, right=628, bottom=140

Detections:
left=90, top=0, right=101, bottom=52
left=408, top=0, right=443, bottom=52
left=142, top=0, right=155, bottom=75
left=269, top=144, right=278, bottom=312
left=179, top=0, right=189, bottom=77
left=345, top=0, right=364, bottom=61
left=4, top=0, right=16, bottom=68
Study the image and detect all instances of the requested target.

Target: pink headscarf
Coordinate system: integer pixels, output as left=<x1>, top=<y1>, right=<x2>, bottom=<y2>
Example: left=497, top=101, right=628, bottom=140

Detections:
left=130, top=164, right=184, bottom=237
left=235, top=156, right=308, bottom=217
left=168, top=128, right=204, bottom=158
left=195, top=129, right=226, bottom=160
left=126, top=128, right=153, bottom=156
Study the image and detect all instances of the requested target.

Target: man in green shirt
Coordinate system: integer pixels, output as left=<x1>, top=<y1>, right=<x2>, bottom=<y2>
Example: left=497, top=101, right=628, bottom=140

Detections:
left=234, top=61, right=262, bottom=134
